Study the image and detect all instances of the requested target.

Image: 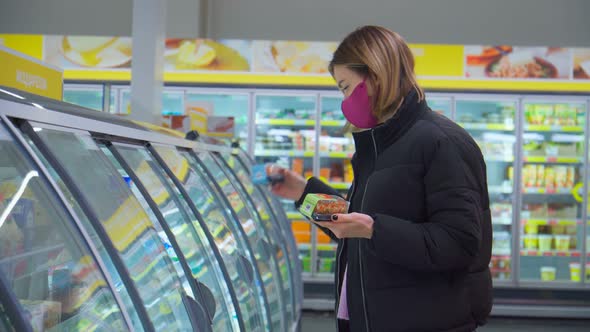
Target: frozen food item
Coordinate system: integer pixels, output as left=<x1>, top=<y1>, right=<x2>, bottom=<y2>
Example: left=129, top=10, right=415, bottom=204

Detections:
left=20, top=300, right=62, bottom=331
left=493, top=232, right=511, bottom=251
left=569, top=263, right=581, bottom=282
left=554, top=235, right=571, bottom=251
left=540, top=266, right=557, bottom=281
left=299, top=194, right=349, bottom=221
left=524, top=222, right=538, bottom=235
left=292, top=158, right=304, bottom=176
left=251, top=164, right=285, bottom=185
left=555, top=166, right=567, bottom=188
left=523, top=165, right=537, bottom=188
left=319, top=168, right=331, bottom=180
left=566, top=166, right=575, bottom=188
left=522, top=235, right=539, bottom=249
left=545, top=167, right=556, bottom=190
left=538, top=235, right=553, bottom=251
left=535, top=165, right=545, bottom=187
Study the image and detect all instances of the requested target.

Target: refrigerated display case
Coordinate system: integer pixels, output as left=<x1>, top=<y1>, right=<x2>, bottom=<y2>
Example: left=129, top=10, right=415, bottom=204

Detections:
left=63, top=84, right=104, bottom=112
left=0, top=87, right=303, bottom=330
left=455, top=96, right=519, bottom=283
left=216, top=152, right=296, bottom=325
left=120, top=88, right=185, bottom=116
left=152, top=146, right=269, bottom=332
left=196, top=151, right=287, bottom=331
left=518, top=98, right=587, bottom=284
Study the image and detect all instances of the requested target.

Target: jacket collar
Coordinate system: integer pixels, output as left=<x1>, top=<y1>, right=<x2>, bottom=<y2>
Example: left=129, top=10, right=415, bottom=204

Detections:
left=352, top=89, right=428, bottom=157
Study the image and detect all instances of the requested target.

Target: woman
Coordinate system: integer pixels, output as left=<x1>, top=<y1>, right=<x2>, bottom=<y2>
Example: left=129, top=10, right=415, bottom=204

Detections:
left=272, top=26, right=492, bottom=332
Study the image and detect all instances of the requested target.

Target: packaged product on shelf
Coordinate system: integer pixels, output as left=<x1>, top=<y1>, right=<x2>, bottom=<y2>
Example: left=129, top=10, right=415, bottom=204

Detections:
left=545, top=167, right=556, bottom=190
left=535, top=165, right=545, bottom=187
left=524, top=222, right=538, bottom=235
left=20, top=300, right=61, bottom=331
left=492, top=232, right=510, bottom=251
left=304, top=170, right=314, bottom=179
left=344, top=160, right=353, bottom=183
left=554, top=166, right=567, bottom=188
left=319, top=168, right=331, bottom=180
left=549, top=204, right=577, bottom=219
left=491, top=202, right=512, bottom=219
left=540, top=266, right=556, bottom=281
left=523, top=165, right=536, bottom=188
left=292, top=158, right=304, bottom=176
left=554, top=235, right=570, bottom=251
left=523, top=234, right=539, bottom=249
left=538, top=234, right=553, bottom=251
left=319, top=135, right=330, bottom=152
left=528, top=203, right=548, bottom=218
left=329, top=162, right=344, bottom=182
left=543, top=105, right=555, bottom=125
left=569, top=263, right=581, bottom=282
left=565, top=166, right=575, bottom=188
left=506, top=166, right=514, bottom=185
left=587, top=263, right=590, bottom=281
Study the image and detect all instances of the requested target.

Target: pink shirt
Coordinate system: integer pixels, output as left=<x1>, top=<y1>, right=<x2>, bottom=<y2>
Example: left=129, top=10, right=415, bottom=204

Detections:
left=337, top=265, right=349, bottom=320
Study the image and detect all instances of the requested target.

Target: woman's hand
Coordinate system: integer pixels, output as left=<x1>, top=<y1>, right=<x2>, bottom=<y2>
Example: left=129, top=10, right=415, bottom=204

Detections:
left=315, top=213, right=374, bottom=239
left=269, top=167, right=307, bottom=201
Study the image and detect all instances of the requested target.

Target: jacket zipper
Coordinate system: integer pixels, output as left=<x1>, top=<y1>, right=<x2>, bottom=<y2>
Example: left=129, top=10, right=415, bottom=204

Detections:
left=335, top=180, right=355, bottom=332
left=358, top=129, right=378, bottom=332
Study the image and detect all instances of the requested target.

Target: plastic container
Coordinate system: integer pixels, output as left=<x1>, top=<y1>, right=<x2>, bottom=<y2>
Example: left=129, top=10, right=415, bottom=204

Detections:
left=538, top=235, right=553, bottom=251
left=540, top=266, right=557, bottom=281
left=523, top=235, right=539, bottom=249
left=554, top=235, right=571, bottom=251
left=569, top=263, right=581, bottom=282
left=524, top=223, right=538, bottom=235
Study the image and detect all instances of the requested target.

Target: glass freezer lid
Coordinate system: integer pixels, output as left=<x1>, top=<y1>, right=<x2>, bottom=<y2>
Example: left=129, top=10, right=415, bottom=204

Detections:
left=0, top=123, right=129, bottom=331
left=218, top=152, right=295, bottom=324
left=28, top=127, right=194, bottom=331
left=153, top=146, right=267, bottom=332
left=109, top=143, right=238, bottom=332
left=194, top=151, right=286, bottom=331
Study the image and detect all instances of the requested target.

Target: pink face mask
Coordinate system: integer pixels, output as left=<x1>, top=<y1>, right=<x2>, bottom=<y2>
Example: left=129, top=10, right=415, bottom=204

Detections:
left=341, top=79, right=378, bottom=129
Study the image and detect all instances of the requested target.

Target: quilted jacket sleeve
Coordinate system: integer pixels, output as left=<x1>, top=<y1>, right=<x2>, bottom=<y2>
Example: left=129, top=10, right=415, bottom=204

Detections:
left=367, top=139, right=484, bottom=272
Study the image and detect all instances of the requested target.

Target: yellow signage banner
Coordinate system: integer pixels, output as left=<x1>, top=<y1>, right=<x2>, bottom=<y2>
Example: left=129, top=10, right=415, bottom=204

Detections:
left=0, top=46, right=63, bottom=100
left=410, top=44, right=465, bottom=78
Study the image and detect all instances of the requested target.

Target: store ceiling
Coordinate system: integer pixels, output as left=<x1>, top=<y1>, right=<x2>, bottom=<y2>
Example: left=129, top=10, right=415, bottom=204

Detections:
left=1, top=0, right=590, bottom=47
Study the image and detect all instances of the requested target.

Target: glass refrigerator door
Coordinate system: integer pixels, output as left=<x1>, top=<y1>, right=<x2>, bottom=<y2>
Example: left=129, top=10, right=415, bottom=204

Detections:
left=197, top=151, right=286, bottom=332
left=154, top=147, right=267, bottom=332
left=427, top=97, right=453, bottom=119
left=120, top=89, right=184, bottom=116
left=185, top=91, right=250, bottom=145
left=456, top=98, right=517, bottom=282
left=317, top=95, right=350, bottom=276
left=519, top=99, right=586, bottom=283
left=0, top=123, right=130, bottom=331
left=29, top=128, right=194, bottom=331
left=217, top=152, right=295, bottom=326
left=254, top=94, right=317, bottom=229
left=109, top=143, right=238, bottom=332
left=63, top=84, right=104, bottom=112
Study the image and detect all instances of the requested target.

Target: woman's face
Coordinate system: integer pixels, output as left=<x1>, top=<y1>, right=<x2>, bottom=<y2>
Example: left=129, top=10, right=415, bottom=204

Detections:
left=333, top=64, right=373, bottom=99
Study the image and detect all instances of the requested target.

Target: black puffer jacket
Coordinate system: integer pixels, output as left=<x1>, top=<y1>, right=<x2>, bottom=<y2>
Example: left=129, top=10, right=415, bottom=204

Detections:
left=296, top=90, right=492, bottom=332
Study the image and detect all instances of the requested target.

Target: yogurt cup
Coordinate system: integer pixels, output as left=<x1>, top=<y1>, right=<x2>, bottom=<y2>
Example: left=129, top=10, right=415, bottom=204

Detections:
left=523, top=235, right=539, bottom=250
left=569, top=263, right=581, bottom=282
left=538, top=235, right=553, bottom=251
left=540, top=266, right=557, bottom=281
left=554, top=235, right=570, bottom=251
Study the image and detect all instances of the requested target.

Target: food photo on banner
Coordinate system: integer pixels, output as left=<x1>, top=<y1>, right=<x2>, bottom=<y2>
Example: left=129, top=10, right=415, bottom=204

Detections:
left=252, top=40, right=338, bottom=74
left=573, top=48, right=590, bottom=80
left=163, top=39, right=251, bottom=72
left=465, top=46, right=572, bottom=79
left=44, top=35, right=132, bottom=69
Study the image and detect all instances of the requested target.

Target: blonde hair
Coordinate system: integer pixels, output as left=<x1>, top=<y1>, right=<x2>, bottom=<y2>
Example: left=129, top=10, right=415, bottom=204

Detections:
left=329, top=26, right=424, bottom=121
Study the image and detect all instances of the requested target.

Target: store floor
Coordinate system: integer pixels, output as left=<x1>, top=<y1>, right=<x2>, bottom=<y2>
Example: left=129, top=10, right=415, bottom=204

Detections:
left=300, top=311, right=590, bottom=331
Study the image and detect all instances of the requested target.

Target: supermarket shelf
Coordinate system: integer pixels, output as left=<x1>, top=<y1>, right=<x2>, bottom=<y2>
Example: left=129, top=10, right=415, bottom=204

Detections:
left=321, top=120, right=347, bottom=127
left=488, top=186, right=513, bottom=194
left=492, top=217, right=512, bottom=225
left=522, top=187, right=574, bottom=195
left=493, top=248, right=511, bottom=256
left=255, top=119, right=347, bottom=127
left=256, top=119, right=315, bottom=126
left=521, top=218, right=582, bottom=226
left=524, top=125, right=584, bottom=133
left=485, top=156, right=514, bottom=163
left=490, top=267, right=511, bottom=273
left=459, top=123, right=515, bottom=131
left=523, top=156, right=584, bottom=164
left=329, top=182, right=351, bottom=190
left=319, top=151, right=354, bottom=159
left=255, top=149, right=314, bottom=157
left=287, top=212, right=305, bottom=220
left=520, top=250, right=582, bottom=257
left=317, top=243, right=338, bottom=251
left=297, top=243, right=311, bottom=250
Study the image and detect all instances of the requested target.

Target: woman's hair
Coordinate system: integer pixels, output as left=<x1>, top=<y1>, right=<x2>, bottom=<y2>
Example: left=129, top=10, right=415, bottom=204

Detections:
left=329, top=26, right=424, bottom=121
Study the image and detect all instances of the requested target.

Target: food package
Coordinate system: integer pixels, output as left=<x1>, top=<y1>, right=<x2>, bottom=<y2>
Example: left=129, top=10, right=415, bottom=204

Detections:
left=555, top=166, right=567, bottom=188
left=299, top=194, right=349, bottom=221
left=566, top=166, right=575, bottom=188
left=292, top=159, right=304, bottom=176
left=535, top=165, right=545, bottom=187
left=20, top=300, right=62, bottom=332
left=251, top=164, right=284, bottom=185
left=545, top=167, right=556, bottom=190
left=523, top=165, right=537, bottom=188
